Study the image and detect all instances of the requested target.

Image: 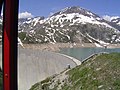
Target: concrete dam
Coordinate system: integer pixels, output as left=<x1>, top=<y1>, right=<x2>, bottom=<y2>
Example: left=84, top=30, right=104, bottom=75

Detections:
left=17, top=48, right=77, bottom=90
left=0, top=47, right=77, bottom=90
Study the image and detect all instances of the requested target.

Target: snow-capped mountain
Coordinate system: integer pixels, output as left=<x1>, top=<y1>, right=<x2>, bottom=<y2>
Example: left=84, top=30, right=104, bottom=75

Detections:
left=18, top=16, right=45, bottom=32
left=102, top=15, right=120, bottom=30
left=111, top=17, right=120, bottom=26
left=0, top=6, right=120, bottom=45
left=18, top=6, right=120, bottom=44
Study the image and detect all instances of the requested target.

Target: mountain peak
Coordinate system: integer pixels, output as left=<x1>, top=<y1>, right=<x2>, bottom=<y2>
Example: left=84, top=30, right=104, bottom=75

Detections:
left=61, top=6, right=82, bottom=13
left=52, top=6, right=100, bottom=19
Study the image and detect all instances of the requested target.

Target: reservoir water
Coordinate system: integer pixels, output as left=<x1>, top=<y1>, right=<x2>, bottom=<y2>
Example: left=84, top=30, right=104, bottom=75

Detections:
left=0, top=47, right=120, bottom=67
left=59, top=47, right=120, bottom=61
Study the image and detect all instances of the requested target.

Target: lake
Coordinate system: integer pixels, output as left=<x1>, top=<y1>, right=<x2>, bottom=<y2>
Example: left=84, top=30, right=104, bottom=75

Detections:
left=59, top=47, right=120, bottom=61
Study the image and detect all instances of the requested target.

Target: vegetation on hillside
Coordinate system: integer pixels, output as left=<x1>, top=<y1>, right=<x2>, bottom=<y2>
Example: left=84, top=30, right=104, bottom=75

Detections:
left=30, top=53, right=120, bottom=90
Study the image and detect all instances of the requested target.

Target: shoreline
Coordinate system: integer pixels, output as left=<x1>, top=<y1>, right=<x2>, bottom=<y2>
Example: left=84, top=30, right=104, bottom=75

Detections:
left=22, top=43, right=120, bottom=51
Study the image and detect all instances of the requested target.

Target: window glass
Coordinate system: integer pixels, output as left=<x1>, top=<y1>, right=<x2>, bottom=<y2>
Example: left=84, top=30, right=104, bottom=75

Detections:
left=0, top=5, right=3, bottom=90
left=19, top=1, right=120, bottom=90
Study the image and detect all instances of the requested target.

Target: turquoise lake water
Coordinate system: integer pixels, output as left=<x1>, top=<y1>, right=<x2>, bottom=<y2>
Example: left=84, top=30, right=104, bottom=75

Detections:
left=59, top=47, right=120, bottom=61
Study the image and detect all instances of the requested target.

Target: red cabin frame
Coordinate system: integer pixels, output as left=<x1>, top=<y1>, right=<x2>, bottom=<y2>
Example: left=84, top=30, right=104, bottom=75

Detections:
left=1, top=0, right=19, bottom=90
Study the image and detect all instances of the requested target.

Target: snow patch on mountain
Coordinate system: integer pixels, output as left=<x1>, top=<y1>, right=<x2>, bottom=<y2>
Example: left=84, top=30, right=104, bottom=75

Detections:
left=46, top=13, right=115, bottom=29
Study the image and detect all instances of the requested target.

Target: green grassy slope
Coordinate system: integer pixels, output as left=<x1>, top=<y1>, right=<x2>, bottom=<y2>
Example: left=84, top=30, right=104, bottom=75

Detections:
left=63, top=53, right=120, bottom=90
left=30, top=53, right=120, bottom=90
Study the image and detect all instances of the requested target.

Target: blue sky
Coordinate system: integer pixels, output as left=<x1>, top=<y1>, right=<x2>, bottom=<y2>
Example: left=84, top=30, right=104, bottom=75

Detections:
left=19, top=0, right=120, bottom=18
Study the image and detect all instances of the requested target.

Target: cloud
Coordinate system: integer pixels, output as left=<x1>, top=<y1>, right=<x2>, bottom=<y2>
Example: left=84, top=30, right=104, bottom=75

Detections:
left=102, top=15, right=111, bottom=21
left=19, top=12, right=34, bottom=19
left=111, top=16, right=120, bottom=20
left=49, top=12, right=54, bottom=16
left=103, top=15, right=120, bottom=21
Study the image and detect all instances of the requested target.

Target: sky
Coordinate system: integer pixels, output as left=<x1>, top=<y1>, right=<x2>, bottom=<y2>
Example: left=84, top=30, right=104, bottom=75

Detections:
left=19, top=0, right=120, bottom=18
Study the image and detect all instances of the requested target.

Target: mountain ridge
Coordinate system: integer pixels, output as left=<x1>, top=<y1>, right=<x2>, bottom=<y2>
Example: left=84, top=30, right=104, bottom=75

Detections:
left=0, top=6, right=120, bottom=45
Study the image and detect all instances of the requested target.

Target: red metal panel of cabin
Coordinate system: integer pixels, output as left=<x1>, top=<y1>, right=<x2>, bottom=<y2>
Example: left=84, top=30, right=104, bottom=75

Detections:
left=3, top=0, right=19, bottom=90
